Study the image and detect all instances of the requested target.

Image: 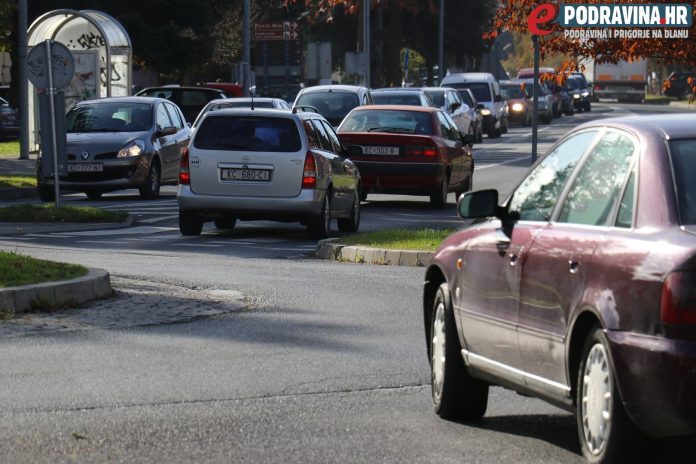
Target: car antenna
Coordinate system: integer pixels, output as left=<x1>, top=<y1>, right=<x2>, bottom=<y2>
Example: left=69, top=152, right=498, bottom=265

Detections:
left=249, top=86, right=256, bottom=111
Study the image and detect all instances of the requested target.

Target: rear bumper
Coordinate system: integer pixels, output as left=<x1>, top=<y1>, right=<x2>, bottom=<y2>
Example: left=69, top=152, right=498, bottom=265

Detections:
left=177, top=185, right=324, bottom=220
left=606, top=331, right=696, bottom=438
left=351, top=160, right=445, bottom=192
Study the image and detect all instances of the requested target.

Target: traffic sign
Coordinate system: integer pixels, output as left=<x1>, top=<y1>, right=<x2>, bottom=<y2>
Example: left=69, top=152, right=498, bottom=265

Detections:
left=27, top=40, right=75, bottom=90
left=254, top=22, right=300, bottom=41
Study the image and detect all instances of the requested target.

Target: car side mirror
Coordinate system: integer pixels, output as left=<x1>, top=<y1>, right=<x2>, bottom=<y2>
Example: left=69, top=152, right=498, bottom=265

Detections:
left=457, top=189, right=499, bottom=219
left=249, top=85, right=256, bottom=97
left=450, top=102, right=461, bottom=111
left=475, top=103, right=485, bottom=110
left=157, top=126, right=177, bottom=137
left=494, top=94, right=502, bottom=102
left=460, top=133, right=475, bottom=145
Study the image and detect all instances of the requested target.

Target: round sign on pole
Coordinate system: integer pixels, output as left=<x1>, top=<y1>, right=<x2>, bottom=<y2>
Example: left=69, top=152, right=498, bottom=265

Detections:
left=26, top=40, right=75, bottom=90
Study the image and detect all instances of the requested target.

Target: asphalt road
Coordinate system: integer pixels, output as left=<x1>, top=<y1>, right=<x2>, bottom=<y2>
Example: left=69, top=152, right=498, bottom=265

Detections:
left=0, top=102, right=693, bottom=463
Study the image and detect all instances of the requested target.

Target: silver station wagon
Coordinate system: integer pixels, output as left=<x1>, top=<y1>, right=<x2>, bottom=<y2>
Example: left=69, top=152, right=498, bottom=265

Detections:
left=177, top=108, right=361, bottom=238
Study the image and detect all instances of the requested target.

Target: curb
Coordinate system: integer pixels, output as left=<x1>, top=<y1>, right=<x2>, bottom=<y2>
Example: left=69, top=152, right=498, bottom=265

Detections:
left=0, top=268, right=113, bottom=315
left=316, top=238, right=434, bottom=267
left=0, top=215, right=136, bottom=236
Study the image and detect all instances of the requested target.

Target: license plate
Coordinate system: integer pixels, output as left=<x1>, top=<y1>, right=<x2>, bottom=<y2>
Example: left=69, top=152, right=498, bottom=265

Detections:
left=361, top=146, right=399, bottom=156
left=221, top=168, right=271, bottom=182
left=68, top=163, right=103, bottom=172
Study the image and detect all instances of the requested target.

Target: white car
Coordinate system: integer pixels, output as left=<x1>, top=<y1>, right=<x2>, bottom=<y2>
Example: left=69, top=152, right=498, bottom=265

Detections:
left=422, top=87, right=476, bottom=142
left=177, top=108, right=361, bottom=238
left=191, top=98, right=291, bottom=129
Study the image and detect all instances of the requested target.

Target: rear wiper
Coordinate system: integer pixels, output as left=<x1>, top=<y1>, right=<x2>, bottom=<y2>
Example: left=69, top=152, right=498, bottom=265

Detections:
left=366, top=127, right=390, bottom=132
left=373, top=127, right=413, bottom=134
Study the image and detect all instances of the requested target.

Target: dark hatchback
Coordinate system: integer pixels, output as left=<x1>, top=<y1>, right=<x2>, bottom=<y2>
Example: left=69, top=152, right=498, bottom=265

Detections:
left=37, top=97, right=191, bottom=201
left=423, top=114, right=696, bottom=462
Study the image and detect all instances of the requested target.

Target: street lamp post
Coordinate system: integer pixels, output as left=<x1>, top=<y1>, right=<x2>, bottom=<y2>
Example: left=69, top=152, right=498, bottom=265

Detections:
left=243, top=0, right=251, bottom=97
left=438, top=0, right=444, bottom=85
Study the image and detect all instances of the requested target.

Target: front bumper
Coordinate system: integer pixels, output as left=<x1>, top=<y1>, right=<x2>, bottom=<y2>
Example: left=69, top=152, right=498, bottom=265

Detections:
left=37, top=156, right=150, bottom=191
left=606, top=331, right=696, bottom=438
left=177, top=185, right=325, bottom=221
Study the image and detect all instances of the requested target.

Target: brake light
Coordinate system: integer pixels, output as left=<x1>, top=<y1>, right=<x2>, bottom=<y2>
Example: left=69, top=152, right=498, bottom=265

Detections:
left=660, top=272, right=696, bottom=325
left=179, top=146, right=190, bottom=185
left=405, top=145, right=438, bottom=157
left=302, top=151, right=317, bottom=189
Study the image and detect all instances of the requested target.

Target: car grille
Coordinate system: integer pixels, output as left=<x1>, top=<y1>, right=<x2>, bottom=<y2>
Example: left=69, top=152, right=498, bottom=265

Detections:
left=60, top=167, right=134, bottom=182
left=67, top=152, right=119, bottom=160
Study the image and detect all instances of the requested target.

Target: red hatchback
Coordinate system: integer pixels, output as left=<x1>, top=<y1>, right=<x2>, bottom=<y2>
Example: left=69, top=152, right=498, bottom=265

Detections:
left=337, top=105, right=474, bottom=208
left=423, top=113, right=696, bottom=462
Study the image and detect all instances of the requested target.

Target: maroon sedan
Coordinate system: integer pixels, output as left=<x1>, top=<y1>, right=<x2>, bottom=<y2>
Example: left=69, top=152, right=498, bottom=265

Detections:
left=337, top=105, right=474, bottom=208
left=423, top=114, right=696, bottom=462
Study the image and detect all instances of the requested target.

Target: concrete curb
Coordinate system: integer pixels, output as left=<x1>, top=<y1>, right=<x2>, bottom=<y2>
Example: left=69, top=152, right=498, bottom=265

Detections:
left=0, top=268, right=112, bottom=315
left=316, top=238, right=433, bottom=267
left=0, top=215, right=136, bottom=236
left=668, top=101, right=696, bottom=110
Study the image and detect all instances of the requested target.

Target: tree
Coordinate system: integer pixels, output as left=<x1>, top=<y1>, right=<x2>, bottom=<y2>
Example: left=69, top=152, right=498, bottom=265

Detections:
left=489, top=1, right=696, bottom=69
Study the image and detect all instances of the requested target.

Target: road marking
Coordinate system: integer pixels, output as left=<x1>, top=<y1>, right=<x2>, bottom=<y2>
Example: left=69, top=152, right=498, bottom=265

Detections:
left=179, top=243, right=224, bottom=248
left=476, top=157, right=532, bottom=170
left=65, top=226, right=177, bottom=236
left=137, top=215, right=179, bottom=223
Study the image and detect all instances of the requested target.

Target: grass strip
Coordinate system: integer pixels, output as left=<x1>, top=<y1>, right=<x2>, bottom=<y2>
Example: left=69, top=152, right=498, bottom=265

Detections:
left=0, top=174, right=36, bottom=189
left=337, top=228, right=454, bottom=252
left=0, top=203, right=127, bottom=223
left=0, top=140, right=20, bottom=157
left=0, top=251, right=88, bottom=288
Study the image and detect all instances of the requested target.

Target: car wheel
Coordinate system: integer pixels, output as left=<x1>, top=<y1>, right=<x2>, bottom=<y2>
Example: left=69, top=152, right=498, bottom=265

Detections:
left=139, top=160, right=161, bottom=200
left=360, top=189, right=368, bottom=202
left=576, top=326, right=654, bottom=463
left=585, top=102, right=592, bottom=112
left=476, top=126, right=483, bottom=143
left=487, top=120, right=496, bottom=138
left=84, top=190, right=102, bottom=200
left=37, top=184, right=55, bottom=202
left=338, top=189, right=361, bottom=233
left=214, top=217, right=237, bottom=230
left=455, top=172, right=473, bottom=200
left=431, top=283, right=488, bottom=420
left=307, top=192, right=331, bottom=239
left=179, top=211, right=203, bottom=236
left=501, top=117, right=508, bottom=134
left=430, top=174, right=449, bottom=209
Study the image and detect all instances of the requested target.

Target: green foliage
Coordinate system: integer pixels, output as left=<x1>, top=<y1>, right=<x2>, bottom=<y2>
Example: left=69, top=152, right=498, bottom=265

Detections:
left=0, top=140, right=20, bottom=157
left=0, top=204, right=127, bottom=223
left=0, top=251, right=88, bottom=288
left=338, top=228, right=454, bottom=251
left=0, top=175, right=35, bottom=189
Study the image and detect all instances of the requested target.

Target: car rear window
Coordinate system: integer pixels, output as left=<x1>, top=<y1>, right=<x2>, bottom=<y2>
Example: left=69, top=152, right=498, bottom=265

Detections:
left=372, top=93, right=423, bottom=106
left=447, top=83, right=491, bottom=102
left=194, top=116, right=301, bottom=152
left=669, top=139, right=696, bottom=224
left=295, top=92, right=359, bottom=127
left=339, top=109, right=433, bottom=135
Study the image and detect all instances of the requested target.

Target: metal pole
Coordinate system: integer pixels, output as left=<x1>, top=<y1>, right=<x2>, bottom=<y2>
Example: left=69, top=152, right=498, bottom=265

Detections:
left=531, top=35, right=539, bottom=164
left=45, top=40, right=60, bottom=208
left=363, top=0, right=370, bottom=87
left=18, top=0, right=29, bottom=160
left=243, top=0, right=251, bottom=97
left=438, top=0, right=444, bottom=85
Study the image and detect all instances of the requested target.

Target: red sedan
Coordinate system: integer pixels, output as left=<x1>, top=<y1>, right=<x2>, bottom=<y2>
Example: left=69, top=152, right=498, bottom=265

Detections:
left=424, top=113, right=696, bottom=462
left=337, top=105, right=474, bottom=208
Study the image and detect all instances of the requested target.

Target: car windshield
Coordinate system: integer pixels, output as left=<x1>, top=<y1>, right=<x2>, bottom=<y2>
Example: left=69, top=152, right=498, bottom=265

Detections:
left=66, top=102, right=152, bottom=133
left=447, top=83, right=491, bottom=102
left=522, top=82, right=547, bottom=98
left=501, top=85, right=524, bottom=99
left=193, top=115, right=301, bottom=152
left=565, top=78, right=580, bottom=89
left=339, top=109, right=433, bottom=135
left=669, top=139, right=696, bottom=224
left=295, top=92, right=360, bottom=127
left=424, top=91, right=445, bottom=107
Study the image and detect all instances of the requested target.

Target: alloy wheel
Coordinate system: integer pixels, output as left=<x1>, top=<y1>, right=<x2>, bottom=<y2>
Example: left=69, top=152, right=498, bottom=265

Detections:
left=581, top=343, right=613, bottom=457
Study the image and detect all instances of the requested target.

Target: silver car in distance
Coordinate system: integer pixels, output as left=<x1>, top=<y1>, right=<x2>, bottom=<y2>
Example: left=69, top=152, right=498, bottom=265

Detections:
left=177, top=108, right=362, bottom=238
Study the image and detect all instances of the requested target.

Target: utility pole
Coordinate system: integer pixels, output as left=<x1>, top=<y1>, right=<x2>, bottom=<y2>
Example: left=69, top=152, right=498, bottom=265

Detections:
left=18, top=0, right=28, bottom=160
left=243, top=0, right=251, bottom=97
left=363, top=0, right=370, bottom=87
left=531, top=35, right=540, bottom=164
left=438, top=0, right=444, bottom=85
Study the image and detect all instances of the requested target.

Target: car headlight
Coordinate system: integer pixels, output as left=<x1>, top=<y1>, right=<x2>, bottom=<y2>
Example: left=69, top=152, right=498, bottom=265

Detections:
left=511, top=103, right=524, bottom=112
left=582, top=91, right=589, bottom=97
left=480, top=108, right=491, bottom=116
left=117, top=140, right=145, bottom=158
left=573, top=94, right=580, bottom=99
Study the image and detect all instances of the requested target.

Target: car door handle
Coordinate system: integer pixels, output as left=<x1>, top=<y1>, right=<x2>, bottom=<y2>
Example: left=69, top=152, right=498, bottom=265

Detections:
left=569, top=260, right=580, bottom=274
left=509, top=253, right=519, bottom=266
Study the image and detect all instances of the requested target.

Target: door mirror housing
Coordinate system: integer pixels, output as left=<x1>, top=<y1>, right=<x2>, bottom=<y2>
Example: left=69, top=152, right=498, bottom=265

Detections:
left=157, top=126, right=177, bottom=137
left=458, top=189, right=500, bottom=219
left=494, top=94, right=502, bottom=103
left=460, top=132, right=475, bottom=145
left=449, top=102, right=461, bottom=112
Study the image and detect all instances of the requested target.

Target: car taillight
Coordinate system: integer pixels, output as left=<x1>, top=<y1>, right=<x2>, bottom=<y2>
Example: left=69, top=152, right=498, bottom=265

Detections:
left=302, top=151, right=317, bottom=189
left=660, top=272, right=696, bottom=325
left=179, top=146, right=190, bottom=185
left=405, top=145, right=438, bottom=157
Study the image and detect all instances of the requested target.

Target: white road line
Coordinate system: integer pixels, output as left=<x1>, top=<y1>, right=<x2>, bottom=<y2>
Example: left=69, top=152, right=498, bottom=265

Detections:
left=24, top=234, right=77, bottom=238
left=65, top=226, right=177, bottom=236
left=178, top=243, right=224, bottom=248
left=137, top=215, right=179, bottom=223
left=476, top=157, right=532, bottom=170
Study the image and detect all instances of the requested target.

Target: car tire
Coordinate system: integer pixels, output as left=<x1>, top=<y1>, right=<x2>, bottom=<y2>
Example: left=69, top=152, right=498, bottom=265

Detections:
left=337, top=190, right=360, bottom=233
left=139, top=160, right=161, bottom=200
left=214, top=217, right=237, bottom=230
left=456, top=171, right=473, bottom=200
left=307, top=192, right=331, bottom=239
left=576, top=326, right=655, bottom=463
left=430, top=175, right=449, bottom=209
left=85, top=190, right=102, bottom=200
left=430, top=283, right=488, bottom=420
left=179, top=211, right=203, bottom=236
left=487, top=120, right=496, bottom=138
left=360, top=189, right=368, bottom=202
left=476, top=127, right=483, bottom=143
left=501, top=117, right=508, bottom=134
left=37, top=184, right=55, bottom=202
left=585, top=102, right=592, bottom=112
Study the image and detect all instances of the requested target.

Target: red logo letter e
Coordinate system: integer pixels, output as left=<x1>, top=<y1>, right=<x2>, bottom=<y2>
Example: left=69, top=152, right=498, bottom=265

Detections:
left=528, top=3, right=557, bottom=36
